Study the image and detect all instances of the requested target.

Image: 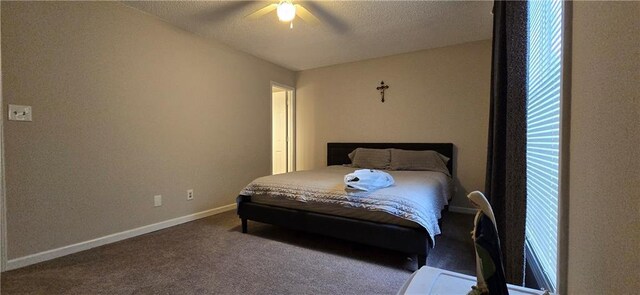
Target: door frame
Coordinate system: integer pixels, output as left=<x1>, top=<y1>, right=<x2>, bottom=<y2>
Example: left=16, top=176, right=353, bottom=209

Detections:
left=0, top=1, right=7, bottom=271
left=270, top=81, right=295, bottom=174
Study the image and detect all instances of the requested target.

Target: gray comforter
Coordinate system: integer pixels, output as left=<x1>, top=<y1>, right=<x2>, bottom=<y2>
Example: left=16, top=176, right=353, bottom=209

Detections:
left=240, top=166, right=451, bottom=243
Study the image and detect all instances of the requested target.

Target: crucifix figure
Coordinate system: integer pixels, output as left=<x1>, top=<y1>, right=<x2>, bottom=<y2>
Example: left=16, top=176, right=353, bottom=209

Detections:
left=376, top=81, right=389, bottom=102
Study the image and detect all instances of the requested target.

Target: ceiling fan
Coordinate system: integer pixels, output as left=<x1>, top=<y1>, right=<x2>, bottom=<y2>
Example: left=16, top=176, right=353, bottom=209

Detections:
left=246, top=0, right=320, bottom=28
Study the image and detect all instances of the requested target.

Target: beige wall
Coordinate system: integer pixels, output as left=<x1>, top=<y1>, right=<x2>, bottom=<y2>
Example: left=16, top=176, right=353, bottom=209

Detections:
left=568, top=1, right=639, bottom=293
left=295, top=40, right=492, bottom=208
left=1, top=2, right=295, bottom=259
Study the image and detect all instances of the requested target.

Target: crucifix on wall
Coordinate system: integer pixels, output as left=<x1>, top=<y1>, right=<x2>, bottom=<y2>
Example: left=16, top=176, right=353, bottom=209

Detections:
left=377, top=81, right=389, bottom=103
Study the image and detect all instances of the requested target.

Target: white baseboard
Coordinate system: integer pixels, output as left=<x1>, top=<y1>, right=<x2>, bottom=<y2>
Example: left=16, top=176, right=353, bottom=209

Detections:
left=449, top=206, right=477, bottom=215
left=6, top=203, right=237, bottom=271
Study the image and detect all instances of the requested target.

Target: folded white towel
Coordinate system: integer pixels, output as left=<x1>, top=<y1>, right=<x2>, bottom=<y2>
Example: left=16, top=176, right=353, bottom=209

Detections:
left=344, top=169, right=395, bottom=191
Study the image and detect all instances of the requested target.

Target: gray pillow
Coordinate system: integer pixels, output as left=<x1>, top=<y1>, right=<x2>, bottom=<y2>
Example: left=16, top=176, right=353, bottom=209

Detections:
left=389, top=149, right=450, bottom=176
left=348, top=149, right=357, bottom=161
left=350, top=148, right=391, bottom=169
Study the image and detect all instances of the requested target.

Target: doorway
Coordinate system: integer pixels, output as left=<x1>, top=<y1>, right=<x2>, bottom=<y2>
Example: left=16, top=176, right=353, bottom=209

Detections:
left=271, top=83, right=295, bottom=175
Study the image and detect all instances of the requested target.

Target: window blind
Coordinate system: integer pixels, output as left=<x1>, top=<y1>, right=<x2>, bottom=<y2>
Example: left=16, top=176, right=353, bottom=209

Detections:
left=526, top=0, right=563, bottom=291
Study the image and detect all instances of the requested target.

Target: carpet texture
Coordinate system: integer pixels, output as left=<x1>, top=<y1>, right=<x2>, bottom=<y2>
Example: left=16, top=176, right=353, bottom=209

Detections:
left=2, top=210, right=475, bottom=294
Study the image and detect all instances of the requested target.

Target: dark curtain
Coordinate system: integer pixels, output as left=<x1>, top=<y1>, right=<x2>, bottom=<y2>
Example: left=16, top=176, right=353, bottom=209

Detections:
left=485, top=0, right=528, bottom=286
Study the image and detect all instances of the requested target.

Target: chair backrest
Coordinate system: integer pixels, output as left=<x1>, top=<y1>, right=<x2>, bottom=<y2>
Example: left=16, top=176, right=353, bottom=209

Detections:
left=467, top=191, right=508, bottom=295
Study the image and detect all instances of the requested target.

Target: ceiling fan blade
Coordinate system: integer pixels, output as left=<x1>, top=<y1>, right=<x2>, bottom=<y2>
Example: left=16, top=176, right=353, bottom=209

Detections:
left=193, top=1, right=258, bottom=23
left=294, top=4, right=320, bottom=26
left=246, top=3, right=278, bottom=19
left=302, top=1, right=349, bottom=33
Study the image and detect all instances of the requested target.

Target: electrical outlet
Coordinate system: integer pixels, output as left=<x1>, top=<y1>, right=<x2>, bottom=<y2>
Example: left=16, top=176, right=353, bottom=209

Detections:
left=187, top=189, right=194, bottom=201
left=154, top=195, right=162, bottom=207
left=8, top=105, right=33, bottom=121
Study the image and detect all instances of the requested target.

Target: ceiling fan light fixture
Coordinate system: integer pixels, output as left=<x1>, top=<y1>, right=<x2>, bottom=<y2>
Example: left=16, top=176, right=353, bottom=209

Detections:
left=277, top=1, right=296, bottom=22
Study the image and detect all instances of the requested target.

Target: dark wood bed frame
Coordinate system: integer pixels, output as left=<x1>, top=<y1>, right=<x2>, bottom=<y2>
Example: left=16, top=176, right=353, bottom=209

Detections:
left=237, top=142, right=454, bottom=267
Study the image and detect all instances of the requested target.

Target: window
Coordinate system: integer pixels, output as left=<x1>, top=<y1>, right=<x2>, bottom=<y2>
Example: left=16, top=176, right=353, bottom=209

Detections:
left=526, top=0, right=563, bottom=291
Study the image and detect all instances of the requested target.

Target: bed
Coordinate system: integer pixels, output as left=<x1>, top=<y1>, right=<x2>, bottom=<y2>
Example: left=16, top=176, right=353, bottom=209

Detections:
left=236, top=142, right=454, bottom=267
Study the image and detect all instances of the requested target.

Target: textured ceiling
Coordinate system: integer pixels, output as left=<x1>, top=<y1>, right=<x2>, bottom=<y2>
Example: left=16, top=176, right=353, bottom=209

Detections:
left=123, top=1, right=493, bottom=71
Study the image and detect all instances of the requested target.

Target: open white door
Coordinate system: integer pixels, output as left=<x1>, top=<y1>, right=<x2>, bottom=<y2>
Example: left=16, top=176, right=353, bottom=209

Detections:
left=271, top=83, right=295, bottom=175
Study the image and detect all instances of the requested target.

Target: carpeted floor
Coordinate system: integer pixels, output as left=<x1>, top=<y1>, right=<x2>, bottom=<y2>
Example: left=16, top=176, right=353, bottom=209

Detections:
left=1, top=210, right=475, bottom=294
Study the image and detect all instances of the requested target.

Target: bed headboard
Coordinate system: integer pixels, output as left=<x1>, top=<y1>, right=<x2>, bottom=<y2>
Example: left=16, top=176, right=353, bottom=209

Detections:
left=327, top=142, right=454, bottom=175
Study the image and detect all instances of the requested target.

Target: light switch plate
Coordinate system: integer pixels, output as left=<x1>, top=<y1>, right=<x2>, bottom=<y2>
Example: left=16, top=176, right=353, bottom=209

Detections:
left=8, top=105, right=33, bottom=121
left=154, top=195, right=162, bottom=207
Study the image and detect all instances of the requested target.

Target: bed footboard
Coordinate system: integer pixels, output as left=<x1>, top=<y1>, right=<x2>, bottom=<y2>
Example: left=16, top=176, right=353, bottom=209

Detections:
left=237, top=195, right=431, bottom=267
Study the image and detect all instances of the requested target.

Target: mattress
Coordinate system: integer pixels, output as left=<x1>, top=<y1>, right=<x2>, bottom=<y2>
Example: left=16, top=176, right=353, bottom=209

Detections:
left=240, top=166, right=451, bottom=242
left=251, top=194, right=422, bottom=228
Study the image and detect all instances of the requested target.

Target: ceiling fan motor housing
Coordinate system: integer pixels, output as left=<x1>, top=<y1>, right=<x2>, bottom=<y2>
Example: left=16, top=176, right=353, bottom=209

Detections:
left=277, top=1, right=296, bottom=22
